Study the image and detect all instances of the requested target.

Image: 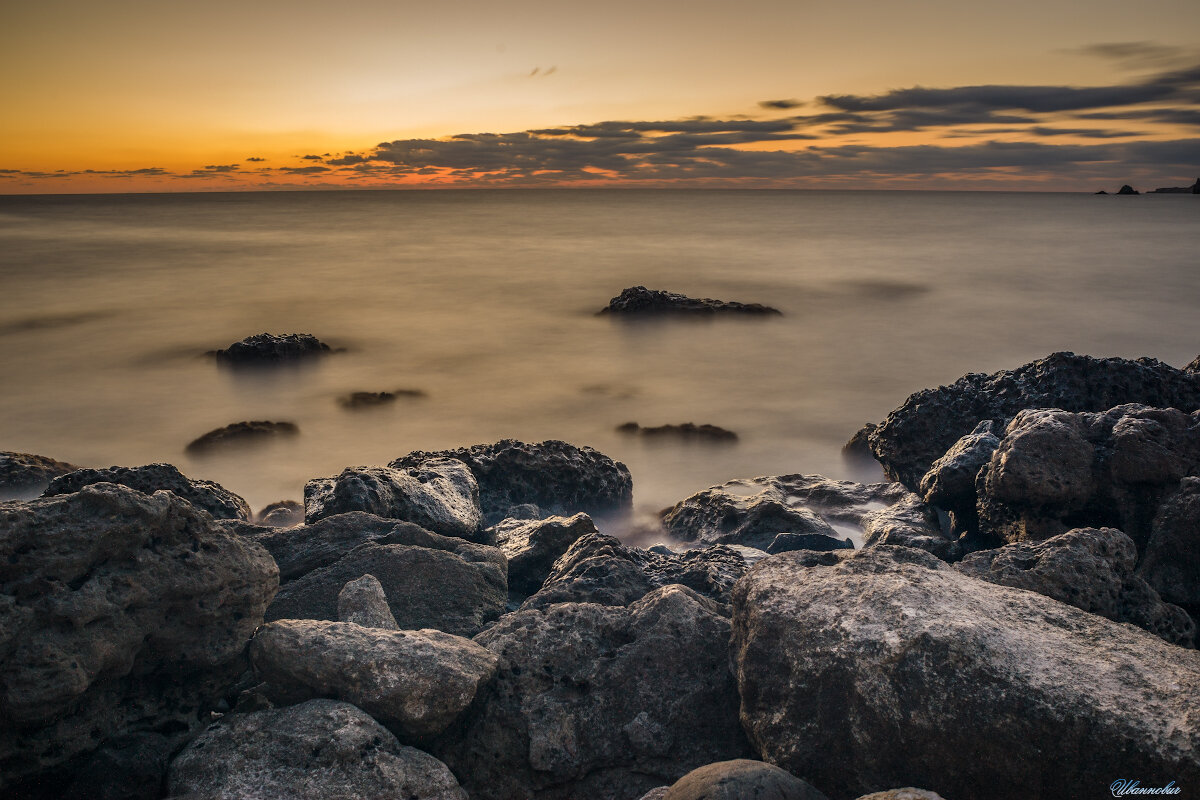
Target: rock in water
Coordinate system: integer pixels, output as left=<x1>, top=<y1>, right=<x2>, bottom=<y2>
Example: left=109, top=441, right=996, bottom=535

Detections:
left=44, top=462, right=252, bottom=520
left=493, top=513, right=600, bottom=595
left=210, top=332, right=332, bottom=364
left=1117, top=184, right=1140, bottom=195
left=662, top=759, right=830, bottom=800
left=731, top=546, right=1200, bottom=800
left=0, top=483, right=278, bottom=793
left=167, top=699, right=467, bottom=800
left=185, top=420, right=299, bottom=455
left=598, top=286, right=782, bottom=316
left=254, top=499, right=304, bottom=527
left=337, top=573, right=399, bottom=628
left=432, top=585, right=752, bottom=800
left=250, top=620, right=499, bottom=739
left=616, top=422, right=739, bottom=442
left=0, top=451, right=80, bottom=499
left=390, top=439, right=633, bottom=524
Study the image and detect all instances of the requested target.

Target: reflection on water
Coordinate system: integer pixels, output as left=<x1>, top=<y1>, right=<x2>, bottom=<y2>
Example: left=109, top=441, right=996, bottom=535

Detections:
left=1, top=190, right=1198, bottom=525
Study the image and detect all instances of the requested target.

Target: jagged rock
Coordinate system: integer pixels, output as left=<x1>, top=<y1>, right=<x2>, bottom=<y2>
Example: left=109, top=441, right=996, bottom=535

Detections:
left=493, top=513, right=599, bottom=595
left=390, top=439, right=633, bottom=524
left=868, top=352, right=1200, bottom=491
left=1117, top=184, right=1140, bottom=195
left=598, top=286, right=781, bottom=316
left=304, top=458, right=484, bottom=541
left=432, top=585, right=752, bottom=800
left=1140, top=477, right=1200, bottom=616
left=861, top=495, right=960, bottom=562
left=918, top=420, right=1000, bottom=536
left=185, top=420, right=299, bottom=455
left=167, top=699, right=466, bottom=800
left=955, top=527, right=1194, bottom=647
left=1185, top=354, right=1200, bottom=374
left=766, top=532, right=854, bottom=554
left=254, top=499, right=304, bottom=527
left=265, top=539, right=506, bottom=636
left=210, top=332, right=332, bottom=364
left=44, top=463, right=252, bottom=521
left=0, top=483, right=278, bottom=793
left=731, top=546, right=1200, bottom=800
left=616, top=422, right=739, bottom=442
left=250, top=620, right=499, bottom=739
left=0, top=451, right=80, bottom=499
left=662, top=760, right=830, bottom=800
left=337, top=574, right=398, bottom=629
left=524, top=532, right=747, bottom=609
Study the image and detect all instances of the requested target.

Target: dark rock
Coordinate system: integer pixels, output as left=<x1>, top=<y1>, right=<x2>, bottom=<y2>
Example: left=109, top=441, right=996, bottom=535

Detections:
left=841, top=423, right=877, bottom=463
left=304, top=458, right=484, bottom=541
left=525, top=532, right=747, bottom=609
left=1140, top=477, right=1200, bottom=615
left=861, top=495, right=961, bottom=562
left=868, top=352, right=1200, bottom=491
left=1094, top=189, right=1108, bottom=194
left=44, top=462, right=252, bottom=521
left=254, top=499, right=304, bottom=527
left=663, top=759, right=830, bottom=800
left=955, top=527, right=1195, bottom=647
left=338, top=389, right=427, bottom=409
left=1117, top=184, right=1140, bottom=195
left=0, top=483, right=278, bottom=792
left=249, top=620, right=499, bottom=739
left=617, top=422, right=739, bottom=442
left=494, top=513, right=599, bottom=595
left=0, top=451, right=81, bottom=499
left=854, top=792, right=947, bottom=800
left=185, top=420, right=299, bottom=455
left=337, top=573, right=399, bottom=629
left=210, top=332, right=332, bottom=365
left=918, top=420, right=999, bottom=536
left=265, top=539, right=507, bottom=636
left=731, top=546, right=1200, bottom=800
left=1185, top=354, right=1200, bottom=374
left=598, top=285, right=782, bottom=316
left=432, top=585, right=753, bottom=800
left=167, top=699, right=467, bottom=799
left=767, top=532, right=854, bottom=554
left=60, top=732, right=174, bottom=800
left=1148, top=178, right=1200, bottom=194
left=390, top=439, right=633, bottom=525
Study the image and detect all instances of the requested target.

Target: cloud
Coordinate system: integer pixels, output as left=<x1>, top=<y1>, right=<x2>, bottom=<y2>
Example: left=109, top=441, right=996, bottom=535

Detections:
left=301, top=154, right=325, bottom=162
left=759, top=99, right=803, bottom=110
left=280, top=165, right=330, bottom=174
left=1070, top=41, right=1190, bottom=70
left=327, top=153, right=369, bottom=165
left=246, top=156, right=266, bottom=162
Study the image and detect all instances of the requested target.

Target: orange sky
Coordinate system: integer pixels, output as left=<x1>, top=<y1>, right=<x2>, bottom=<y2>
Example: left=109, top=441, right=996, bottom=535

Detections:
left=2, top=0, right=1198, bottom=192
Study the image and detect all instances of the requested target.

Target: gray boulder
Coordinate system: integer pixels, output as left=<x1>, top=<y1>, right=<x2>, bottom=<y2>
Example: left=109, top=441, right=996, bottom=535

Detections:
left=731, top=546, right=1200, bottom=800
left=0, top=483, right=278, bottom=792
left=662, top=759, right=830, bottom=800
left=493, top=513, right=599, bottom=595
left=44, top=462, right=252, bottom=520
left=250, top=620, right=499, bottom=739
left=167, top=699, right=466, bottom=800
left=304, top=458, right=484, bottom=541
left=337, top=574, right=398, bottom=629
left=0, top=451, right=80, bottom=500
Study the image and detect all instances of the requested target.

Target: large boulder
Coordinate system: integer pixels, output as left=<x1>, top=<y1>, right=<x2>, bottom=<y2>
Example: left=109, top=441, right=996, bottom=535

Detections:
left=1140, top=477, right=1200, bottom=616
left=209, top=332, right=333, bottom=365
left=493, top=513, right=599, bottom=595
left=304, top=458, right=484, bottom=541
left=390, top=439, right=633, bottom=524
left=955, top=527, right=1194, bottom=647
left=598, top=286, right=781, bottom=316
left=250, top=620, right=499, bottom=740
left=167, top=699, right=467, bottom=800
left=44, top=463, right=252, bottom=521
left=731, top=546, right=1200, bottom=800
left=0, top=451, right=80, bottom=500
left=433, top=585, right=752, bottom=800
left=0, top=483, right=278, bottom=794
left=869, top=352, right=1200, bottom=491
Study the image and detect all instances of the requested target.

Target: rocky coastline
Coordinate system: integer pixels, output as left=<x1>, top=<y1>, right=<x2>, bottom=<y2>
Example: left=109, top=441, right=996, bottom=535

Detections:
left=3, top=347, right=1200, bottom=799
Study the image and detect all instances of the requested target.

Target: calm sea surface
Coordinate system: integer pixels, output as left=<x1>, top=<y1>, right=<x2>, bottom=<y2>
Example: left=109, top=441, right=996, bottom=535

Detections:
left=2, top=189, right=1197, bottom=533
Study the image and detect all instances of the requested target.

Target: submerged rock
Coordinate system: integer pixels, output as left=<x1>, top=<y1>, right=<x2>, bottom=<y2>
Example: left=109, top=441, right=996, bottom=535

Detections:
left=493, top=513, right=600, bottom=595
left=338, top=388, right=427, bottom=409
left=210, top=332, right=332, bottom=364
left=598, top=286, right=781, bottom=316
left=337, top=573, right=399, bottom=629
left=0, top=451, right=80, bottom=499
left=185, top=420, right=299, bottom=455
left=44, top=462, right=252, bottom=521
left=617, top=422, right=739, bottom=442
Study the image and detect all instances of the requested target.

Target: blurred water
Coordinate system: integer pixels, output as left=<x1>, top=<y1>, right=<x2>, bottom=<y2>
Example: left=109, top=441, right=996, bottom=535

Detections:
left=1, top=189, right=1197, bottom=522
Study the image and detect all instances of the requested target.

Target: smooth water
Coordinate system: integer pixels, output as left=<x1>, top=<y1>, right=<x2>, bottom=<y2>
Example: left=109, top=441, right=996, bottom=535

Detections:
left=2, top=189, right=1197, bottom=527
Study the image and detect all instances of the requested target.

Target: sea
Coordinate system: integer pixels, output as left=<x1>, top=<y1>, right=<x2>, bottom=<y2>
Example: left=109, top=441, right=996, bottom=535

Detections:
left=1, top=189, right=1197, bottom=537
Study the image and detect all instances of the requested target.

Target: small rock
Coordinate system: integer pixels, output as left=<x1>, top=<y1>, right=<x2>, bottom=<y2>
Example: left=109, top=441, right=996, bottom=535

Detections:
left=43, top=462, right=252, bottom=520
left=339, top=389, right=426, bottom=409
left=337, top=574, right=399, bottom=629
left=617, top=422, right=739, bottom=442
left=1116, top=184, right=1140, bottom=195
left=210, top=332, right=333, bottom=365
left=598, top=286, right=782, bottom=316
left=254, top=499, right=304, bottom=527
left=663, top=759, right=830, bottom=800
left=185, top=420, right=299, bottom=455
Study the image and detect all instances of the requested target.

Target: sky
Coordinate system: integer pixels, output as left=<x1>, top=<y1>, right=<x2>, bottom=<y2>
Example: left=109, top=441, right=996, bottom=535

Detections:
left=1, top=0, right=1198, bottom=192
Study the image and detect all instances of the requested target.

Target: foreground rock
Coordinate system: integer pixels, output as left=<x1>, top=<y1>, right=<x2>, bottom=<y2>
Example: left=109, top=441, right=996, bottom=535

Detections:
left=250, top=620, right=499, bottom=739
left=304, top=458, right=484, bottom=541
left=732, top=546, right=1200, bottom=799
left=391, top=439, right=633, bottom=524
left=617, top=422, right=739, bottom=442
left=44, top=462, right=252, bottom=520
left=210, top=332, right=333, bottom=364
left=493, top=513, right=600, bottom=595
left=185, top=420, right=299, bottom=454
left=433, top=585, right=752, bottom=800
left=955, top=527, right=1195, bottom=647
left=598, top=286, right=781, bottom=316
left=0, top=451, right=80, bottom=499
left=0, top=483, right=278, bottom=793
left=167, top=699, right=467, bottom=800
left=659, top=760, right=830, bottom=800
left=868, top=352, right=1200, bottom=490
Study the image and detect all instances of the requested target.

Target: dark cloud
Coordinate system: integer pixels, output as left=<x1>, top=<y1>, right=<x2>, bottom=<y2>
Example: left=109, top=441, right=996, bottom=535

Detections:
left=280, top=165, right=330, bottom=174
left=245, top=156, right=266, bottom=162
left=301, top=154, right=325, bottom=162
left=759, top=99, right=803, bottom=110
left=1029, top=126, right=1145, bottom=138
left=327, top=153, right=369, bottom=165
left=1071, top=42, right=1189, bottom=69
left=1077, top=107, right=1200, bottom=128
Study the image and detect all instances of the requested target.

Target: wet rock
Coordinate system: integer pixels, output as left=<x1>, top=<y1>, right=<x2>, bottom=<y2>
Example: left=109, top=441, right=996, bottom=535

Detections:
left=266, top=539, right=506, bottom=636
left=0, top=451, right=80, bottom=499
left=0, top=483, right=278, bottom=792
left=304, top=458, right=484, bottom=541
left=254, top=499, right=304, bottom=527
left=250, top=620, right=499, bottom=739
left=185, top=420, right=299, bottom=455
left=662, top=759, right=830, bottom=800
left=493, top=513, right=599, bottom=595
left=525, top=532, right=747, bottom=608
left=955, top=527, right=1195, bottom=647
left=731, top=546, right=1200, bottom=800
left=432, top=585, right=752, bottom=800
left=337, top=573, right=398, bottom=629
left=210, top=332, right=332, bottom=365
left=598, top=285, right=781, bottom=316
left=44, top=462, right=252, bottom=521
left=338, top=388, right=426, bottom=409
left=391, top=439, right=633, bottom=525
left=918, top=420, right=1000, bottom=536
left=767, top=532, right=854, bottom=554
left=1140, top=477, right=1200, bottom=616
left=617, top=421, right=739, bottom=442
left=861, top=495, right=960, bottom=562
left=167, top=699, right=467, bottom=800
left=868, top=352, right=1200, bottom=491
